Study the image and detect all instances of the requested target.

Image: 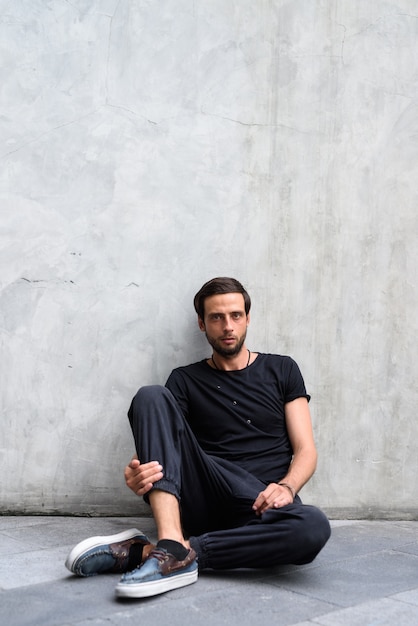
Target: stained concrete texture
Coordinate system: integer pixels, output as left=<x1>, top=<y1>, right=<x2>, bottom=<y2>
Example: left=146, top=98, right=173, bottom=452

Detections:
left=1, top=517, right=418, bottom=626
left=1, top=0, right=418, bottom=518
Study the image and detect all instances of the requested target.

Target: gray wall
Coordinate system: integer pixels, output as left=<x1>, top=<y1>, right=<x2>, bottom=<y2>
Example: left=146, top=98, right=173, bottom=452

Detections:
left=1, top=0, right=417, bottom=519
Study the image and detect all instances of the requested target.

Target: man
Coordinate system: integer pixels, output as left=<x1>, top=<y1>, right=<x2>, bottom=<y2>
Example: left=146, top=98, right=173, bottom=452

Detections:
left=66, top=277, right=331, bottom=598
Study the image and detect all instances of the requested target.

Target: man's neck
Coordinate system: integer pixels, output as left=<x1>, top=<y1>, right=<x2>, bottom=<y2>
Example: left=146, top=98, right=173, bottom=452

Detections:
left=210, top=346, right=251, bottom=371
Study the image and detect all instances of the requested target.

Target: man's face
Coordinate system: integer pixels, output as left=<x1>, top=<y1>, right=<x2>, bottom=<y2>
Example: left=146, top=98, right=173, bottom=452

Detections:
left=198, top=293, right=250, bottom=358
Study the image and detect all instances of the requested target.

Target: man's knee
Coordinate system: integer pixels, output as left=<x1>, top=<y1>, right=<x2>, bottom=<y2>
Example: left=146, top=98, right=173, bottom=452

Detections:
left=128, top=385, right=168, bottom=427
left=128, top=385, right=182, bottom=433
left=130, top=385, right=172, bottom=414
left=133, top=384, right=168, bottom=403
left=294, top=506, right=331, bottom=564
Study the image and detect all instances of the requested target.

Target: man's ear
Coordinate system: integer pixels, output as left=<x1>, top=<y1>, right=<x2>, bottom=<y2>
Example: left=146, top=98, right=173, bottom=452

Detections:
left=246, top=312, right=251, bottom=326
left=198, top=317, right=205, bottom=332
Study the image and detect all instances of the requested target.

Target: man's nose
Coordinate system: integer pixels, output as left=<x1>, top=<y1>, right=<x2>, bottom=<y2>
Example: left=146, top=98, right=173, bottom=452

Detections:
left=223, top=315, right=234, bottom=331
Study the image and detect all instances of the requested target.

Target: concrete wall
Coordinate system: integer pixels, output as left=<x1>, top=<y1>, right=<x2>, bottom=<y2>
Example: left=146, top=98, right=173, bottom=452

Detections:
left=1, top=0, right=417, bottom=519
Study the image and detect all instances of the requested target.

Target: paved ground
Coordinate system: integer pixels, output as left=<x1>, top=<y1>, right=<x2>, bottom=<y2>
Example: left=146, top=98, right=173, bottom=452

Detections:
left=1, top=516, right=417, bottom=625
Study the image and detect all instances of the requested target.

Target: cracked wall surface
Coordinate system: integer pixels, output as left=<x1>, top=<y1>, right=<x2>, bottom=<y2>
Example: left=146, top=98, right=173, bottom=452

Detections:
left=1, top=0, right=417, bottom=517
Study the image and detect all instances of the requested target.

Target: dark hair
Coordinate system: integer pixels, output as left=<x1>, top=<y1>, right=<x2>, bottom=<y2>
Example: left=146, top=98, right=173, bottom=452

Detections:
left=193, top=277, right=251, bottom=320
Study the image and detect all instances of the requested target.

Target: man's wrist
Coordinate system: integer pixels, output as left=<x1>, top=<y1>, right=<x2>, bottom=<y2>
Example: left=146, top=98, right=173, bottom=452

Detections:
left=278, top=482, right=296, bottom=499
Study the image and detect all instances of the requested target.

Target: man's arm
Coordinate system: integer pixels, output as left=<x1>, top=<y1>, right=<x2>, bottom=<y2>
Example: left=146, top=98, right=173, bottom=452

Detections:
left=252, top=397, right=317, bottom=515
left=279, top=396, right=318, bottom=492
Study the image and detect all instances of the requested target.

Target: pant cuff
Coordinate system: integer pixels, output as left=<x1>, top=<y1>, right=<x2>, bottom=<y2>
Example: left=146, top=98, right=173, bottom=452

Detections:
left=143, top=478, right=180, bottom=504
left=189, top=535, right=209, bottom=570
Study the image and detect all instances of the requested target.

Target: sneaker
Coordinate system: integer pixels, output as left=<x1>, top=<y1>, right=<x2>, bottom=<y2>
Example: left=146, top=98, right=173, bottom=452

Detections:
left=115, top=546, right=198, bottom=598
left=65, top=528, right=151, bottom=577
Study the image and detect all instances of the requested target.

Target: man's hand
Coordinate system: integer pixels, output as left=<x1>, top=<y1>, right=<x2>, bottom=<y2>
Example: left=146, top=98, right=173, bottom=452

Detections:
left=124, top=456, right=163, bottom=496
left=252, top=482, right=294, bottom=516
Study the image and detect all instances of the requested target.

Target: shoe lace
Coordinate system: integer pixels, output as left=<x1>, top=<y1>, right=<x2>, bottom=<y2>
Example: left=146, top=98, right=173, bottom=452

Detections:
left=148, top=548, right=169, bottom=564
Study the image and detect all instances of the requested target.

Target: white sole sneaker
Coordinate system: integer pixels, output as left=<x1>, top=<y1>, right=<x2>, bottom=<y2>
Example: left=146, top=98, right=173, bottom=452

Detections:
left=115, top=567, right=198, bottom=598
left=65, top=528, right=144, bottom=573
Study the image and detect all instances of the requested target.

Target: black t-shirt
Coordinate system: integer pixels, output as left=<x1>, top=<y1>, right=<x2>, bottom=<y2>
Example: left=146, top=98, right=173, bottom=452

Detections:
left=165, top=353, right=310, bottom=485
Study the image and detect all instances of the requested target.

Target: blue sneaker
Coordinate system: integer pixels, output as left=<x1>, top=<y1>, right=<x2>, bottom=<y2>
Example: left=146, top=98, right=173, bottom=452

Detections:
left=115, top=547, right=198, bottom=598
left=65, top=528, right=151, bottom=577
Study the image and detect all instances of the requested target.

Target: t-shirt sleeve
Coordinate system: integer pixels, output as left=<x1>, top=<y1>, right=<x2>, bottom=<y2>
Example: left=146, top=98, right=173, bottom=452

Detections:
left=284, top=357, right=311, bottom=403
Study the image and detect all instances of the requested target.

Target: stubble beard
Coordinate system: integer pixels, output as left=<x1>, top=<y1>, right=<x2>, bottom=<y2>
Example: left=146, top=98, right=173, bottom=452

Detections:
left=206, top=331, right=247, bottom=359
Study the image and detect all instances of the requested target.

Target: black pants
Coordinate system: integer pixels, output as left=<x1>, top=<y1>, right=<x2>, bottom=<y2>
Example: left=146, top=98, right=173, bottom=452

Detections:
left=128, top=385, right=331, bottom=570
